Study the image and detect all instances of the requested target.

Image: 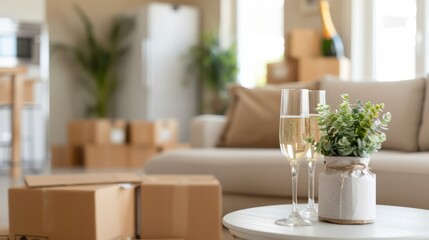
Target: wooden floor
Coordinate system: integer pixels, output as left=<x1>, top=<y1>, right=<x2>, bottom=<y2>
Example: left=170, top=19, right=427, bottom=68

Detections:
left=0, top=167, right=235, bottom=239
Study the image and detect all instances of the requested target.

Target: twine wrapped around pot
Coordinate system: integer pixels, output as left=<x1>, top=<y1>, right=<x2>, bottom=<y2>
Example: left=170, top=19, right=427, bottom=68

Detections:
left=318, top=156, right=376, bottom=224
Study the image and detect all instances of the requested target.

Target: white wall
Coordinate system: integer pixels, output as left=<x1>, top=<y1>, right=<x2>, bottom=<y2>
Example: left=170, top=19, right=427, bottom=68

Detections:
left=0, top=0, right=46, bottom=23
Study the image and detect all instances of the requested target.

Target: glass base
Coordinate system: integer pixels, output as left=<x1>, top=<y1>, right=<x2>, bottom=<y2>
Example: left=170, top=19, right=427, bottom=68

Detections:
left=275, top=212, right=313, bottom=227
left=300, top=206, right=318, bottom=222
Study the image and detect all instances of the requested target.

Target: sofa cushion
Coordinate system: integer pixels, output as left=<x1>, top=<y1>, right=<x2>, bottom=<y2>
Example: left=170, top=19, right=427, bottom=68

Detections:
left=370, top=150, right=429, bottom=209
left=320, top=76, right=426, bottom=152
left=144, top=149, right=429, bottom=209
left=418, top=78, right=429, bottom=150
left=144, top=148, right=325, bottom=197
left=217, top=81, right=319, bottom=148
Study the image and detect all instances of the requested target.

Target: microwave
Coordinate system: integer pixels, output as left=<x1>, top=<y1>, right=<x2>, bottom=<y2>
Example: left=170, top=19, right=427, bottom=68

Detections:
left=0, top=19, right=41, bottom=66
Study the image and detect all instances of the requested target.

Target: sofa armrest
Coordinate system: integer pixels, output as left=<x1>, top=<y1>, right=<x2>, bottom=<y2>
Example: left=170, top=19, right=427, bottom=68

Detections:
left=190, top=115, right=227, bottom=148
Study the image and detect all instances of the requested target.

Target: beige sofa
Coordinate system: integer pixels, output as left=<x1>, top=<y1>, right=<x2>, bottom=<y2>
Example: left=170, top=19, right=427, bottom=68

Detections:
left=145, top=77, right=429, bottom=214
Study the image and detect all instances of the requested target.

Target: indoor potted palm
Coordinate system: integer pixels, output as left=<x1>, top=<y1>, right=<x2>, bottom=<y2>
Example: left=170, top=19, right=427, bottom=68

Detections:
left=315, top=94, right=391, bottom=224
left=189, top=33, right=238, bottom=114
left=53, top=6, right=135, bottom=118
left=53, top=6, right=135, bottom=146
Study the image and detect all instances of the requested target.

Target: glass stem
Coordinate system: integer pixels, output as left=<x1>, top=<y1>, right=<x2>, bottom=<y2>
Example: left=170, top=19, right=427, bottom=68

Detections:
left=290, top=161, right=300, bottom=214
left=307, top=160, right=316, bottom=208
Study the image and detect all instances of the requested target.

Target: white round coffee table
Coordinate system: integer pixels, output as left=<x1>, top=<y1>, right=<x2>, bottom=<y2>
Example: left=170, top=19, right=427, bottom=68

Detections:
left=222, top=204, right=429, bottom=240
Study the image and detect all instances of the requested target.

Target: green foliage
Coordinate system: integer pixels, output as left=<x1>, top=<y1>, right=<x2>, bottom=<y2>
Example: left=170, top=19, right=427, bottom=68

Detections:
left=52, top=6, right=135, bottom=118
left=189, top=33, right=238, bottom=91
left=315, top=94, right=392, bottom=157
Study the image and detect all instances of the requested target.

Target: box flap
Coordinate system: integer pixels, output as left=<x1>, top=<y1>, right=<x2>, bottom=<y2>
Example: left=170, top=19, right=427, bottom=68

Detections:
left=138, top=239, right=185, bottom=240
left=142, top=174, right=218, bottom=186
left=25, top=172, right=142, bottom=188
left=142, top=174, right=215, bottom=181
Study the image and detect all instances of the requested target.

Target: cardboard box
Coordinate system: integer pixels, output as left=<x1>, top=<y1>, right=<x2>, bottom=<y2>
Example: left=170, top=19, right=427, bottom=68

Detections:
left=68, top=119, right=111, bottom=145
left=84, top=145, right=128, bottom=168
left=129, top=145, right=158, bottom=168
left=266, top=59, right=298, bottom=84
left=68, top=145, right=84, bottom=166
left=0, top=79, right=36, bottom=104
left=50, top=145, right=83, bottom=167
left=9, top=173, right=140, bottom=240
left=139, top=175, right=221, bottom=240
left=68, top=119, right=128, bottom=146
left=136, top=238, right=184, bottom=240
left=298, top=57, right=351, bottom=82
left=158, top=143, right=190, bottom=153
left=24, top=173, right=142, bottom=188
left=111, top=120, right=127, bottom=144
left=286, top=28, right=321, bottom=58
left=51, top=145, right=71, bottom=167
left=129, top=120, right=178, bottom=146
left=0, top=227, right=8, bottom=240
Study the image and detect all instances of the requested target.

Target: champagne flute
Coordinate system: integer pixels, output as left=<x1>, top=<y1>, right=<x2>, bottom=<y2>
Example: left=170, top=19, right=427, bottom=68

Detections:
left=275, top=89, right=312, bottom=227
left=300, top=90, right=326, bottom=221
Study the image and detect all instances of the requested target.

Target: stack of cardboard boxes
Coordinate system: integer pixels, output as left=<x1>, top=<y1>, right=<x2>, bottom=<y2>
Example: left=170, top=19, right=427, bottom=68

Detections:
left=8, top=173, right=222, bottom=240
left=128, top=119, right=188, bottom=168
left=51, top=119, right=187, bottom=169
left=267, top=28, right=350, bottom=84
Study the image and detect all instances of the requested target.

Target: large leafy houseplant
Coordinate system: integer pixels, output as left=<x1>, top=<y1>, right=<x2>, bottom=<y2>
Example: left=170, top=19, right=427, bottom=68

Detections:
left=54, top=6, right=135, bottom=118
left=315, top=94, right=392, bottom=157
left=189, top=34, right=238, bottom=114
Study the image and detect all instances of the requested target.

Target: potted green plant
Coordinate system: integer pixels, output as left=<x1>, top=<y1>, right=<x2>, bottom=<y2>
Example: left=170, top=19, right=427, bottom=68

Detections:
left=53, top=6, right=135, bottom=118
left=315, top=94, right=391, bottom=224
left=189, top=33, right=238, bottom=114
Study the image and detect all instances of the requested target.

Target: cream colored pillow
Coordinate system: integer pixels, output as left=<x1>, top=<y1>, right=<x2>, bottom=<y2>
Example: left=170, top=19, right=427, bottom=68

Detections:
left=217, top=81, right=319, bottom=148
left=321, top=76, right=426, bottom=152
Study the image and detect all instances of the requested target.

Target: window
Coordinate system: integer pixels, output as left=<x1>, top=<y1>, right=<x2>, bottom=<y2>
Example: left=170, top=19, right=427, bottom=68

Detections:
left=236, top=0, right=284, bottom=88
left=373, top=0, right=417, bottom=80
left=351, top=0, right=428, bottom=81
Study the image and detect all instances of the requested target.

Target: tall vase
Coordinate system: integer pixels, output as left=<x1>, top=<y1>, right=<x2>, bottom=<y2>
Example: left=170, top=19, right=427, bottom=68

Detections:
left=319, top=0, right=344, bottom=57
left=318, top=156, right=376, bottom=224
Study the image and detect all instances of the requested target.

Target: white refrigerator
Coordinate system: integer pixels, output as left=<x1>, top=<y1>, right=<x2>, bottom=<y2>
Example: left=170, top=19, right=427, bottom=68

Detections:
left=116, top=2, right=200, bottom=142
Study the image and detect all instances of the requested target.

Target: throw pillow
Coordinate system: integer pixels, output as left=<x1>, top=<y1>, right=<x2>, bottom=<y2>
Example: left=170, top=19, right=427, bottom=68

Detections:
left=320, top=76, right=426, bottom=152
left=217, top=81, right=319, bottom=148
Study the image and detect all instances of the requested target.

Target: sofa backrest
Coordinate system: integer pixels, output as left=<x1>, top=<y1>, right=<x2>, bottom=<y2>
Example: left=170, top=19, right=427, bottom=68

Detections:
left=419, top=78, right=429, bottom=151
left=320, top=76, right=426, bottom=152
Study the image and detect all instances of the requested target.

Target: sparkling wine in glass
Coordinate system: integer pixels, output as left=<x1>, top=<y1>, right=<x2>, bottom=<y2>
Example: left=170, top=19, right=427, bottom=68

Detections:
left=275, top=89, right=313, bottom=227
left=300, top=90, right=326, bottom=221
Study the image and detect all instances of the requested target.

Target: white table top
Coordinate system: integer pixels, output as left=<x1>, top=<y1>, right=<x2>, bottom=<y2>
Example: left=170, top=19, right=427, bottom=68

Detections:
left=222, top=204, right=429, bottom=240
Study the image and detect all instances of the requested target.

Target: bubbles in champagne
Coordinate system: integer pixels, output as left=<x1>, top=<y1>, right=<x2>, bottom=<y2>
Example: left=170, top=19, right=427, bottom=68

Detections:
left=307, top=114, right=322, bottom=160
left=279, top=116, right=307, bottom=162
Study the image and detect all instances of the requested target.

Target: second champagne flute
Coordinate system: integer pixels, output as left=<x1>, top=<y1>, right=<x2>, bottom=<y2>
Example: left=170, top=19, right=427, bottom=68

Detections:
left=300, top=90, right=326, bottom=221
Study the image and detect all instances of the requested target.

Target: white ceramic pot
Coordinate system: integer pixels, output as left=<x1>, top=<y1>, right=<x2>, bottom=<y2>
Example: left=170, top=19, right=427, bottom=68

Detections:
left=318, top=156, right=376, bottom=224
